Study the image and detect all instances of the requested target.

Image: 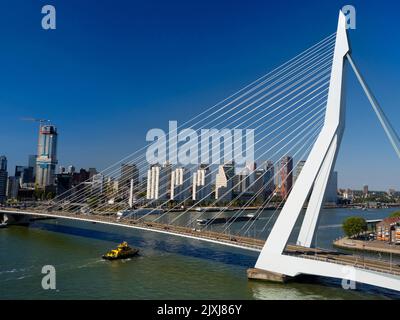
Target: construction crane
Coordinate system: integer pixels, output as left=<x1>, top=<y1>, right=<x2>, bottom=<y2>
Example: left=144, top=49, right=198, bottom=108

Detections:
left=20, top=117, right=51, bottom=129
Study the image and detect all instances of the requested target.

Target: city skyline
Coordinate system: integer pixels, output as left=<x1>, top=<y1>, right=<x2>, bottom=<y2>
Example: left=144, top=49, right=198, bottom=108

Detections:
left=3, top=135, right=396, bottom=208
left=1, top=1, right=400, bottom=190
left=1, top=124, right=398, bottom=196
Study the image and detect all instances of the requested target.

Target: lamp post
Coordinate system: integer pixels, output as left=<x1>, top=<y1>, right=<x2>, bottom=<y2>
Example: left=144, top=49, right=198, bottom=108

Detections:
left=362, top=240, right=365, bottom=268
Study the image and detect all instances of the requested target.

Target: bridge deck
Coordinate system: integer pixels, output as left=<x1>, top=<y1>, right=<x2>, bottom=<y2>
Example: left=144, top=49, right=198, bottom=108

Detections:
left=2, top=208, right=400, bottom=277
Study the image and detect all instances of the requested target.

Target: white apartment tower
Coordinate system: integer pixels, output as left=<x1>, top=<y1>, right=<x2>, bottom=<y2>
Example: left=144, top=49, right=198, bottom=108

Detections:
left=146, top=163, right=172, bottom=200
left=170, top=167, right=190, bottom=201
left=192, top=164, right=211, bottom=201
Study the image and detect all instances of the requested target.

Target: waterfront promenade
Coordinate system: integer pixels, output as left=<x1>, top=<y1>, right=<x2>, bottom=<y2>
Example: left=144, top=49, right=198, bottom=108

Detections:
left=334, top=237, right=400, bottom=256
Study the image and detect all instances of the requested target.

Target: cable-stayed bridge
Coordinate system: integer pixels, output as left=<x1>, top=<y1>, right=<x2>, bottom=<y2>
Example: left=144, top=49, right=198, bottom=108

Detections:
left=2, top=11, right=400, bottom=292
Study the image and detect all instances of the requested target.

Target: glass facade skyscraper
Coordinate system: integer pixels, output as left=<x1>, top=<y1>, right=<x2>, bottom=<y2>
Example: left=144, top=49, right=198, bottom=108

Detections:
left=35, top=125, right=58, bottom=188
left=264, top=160, right=275, bottom=195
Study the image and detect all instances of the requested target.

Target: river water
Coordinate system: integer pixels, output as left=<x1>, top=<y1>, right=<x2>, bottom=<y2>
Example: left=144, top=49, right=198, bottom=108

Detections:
left=0, top=207, right=399, bottom=300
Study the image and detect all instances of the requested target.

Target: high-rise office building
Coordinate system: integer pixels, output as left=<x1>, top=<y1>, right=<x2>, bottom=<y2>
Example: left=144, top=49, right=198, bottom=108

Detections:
left=253, top=168, right=266, bottom=202
left=279, top=156, right=293, bottom=199
left=215, top=162, right=235, bottom=201
left=15, top=166, right=24, bottom=178
left=192, top=164, right=211, bottom=201
left=170, top=167, right=190, bottom=201
left=363, top=185, right=369, bottom=196
left=88, top=168, right=98, bottom=179
left=294, top=160, right=306, bottom=184
left=263, top=160, right=275, bottom=195
left=245, top=162, right=257, bottom=185
left=35, top=125, right=58, bottom=188
left=233, top=168, right=251, bottom=193
left=7, top=176, right=18, bottom=199
left=21, top=167, right=34, bottom=184
left=28, top=155, right=37, bottom=179
left=1, top=156, right=7, bottom=171
left=0, top=156, right=8, bottom=203
left=14, top=162, right=34, bottom=185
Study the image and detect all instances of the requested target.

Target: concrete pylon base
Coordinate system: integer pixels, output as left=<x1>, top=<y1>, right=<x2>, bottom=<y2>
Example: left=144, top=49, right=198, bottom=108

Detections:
left=247, top=268, right=293, bottom=283
left=2, top=213, right=31, bottom=225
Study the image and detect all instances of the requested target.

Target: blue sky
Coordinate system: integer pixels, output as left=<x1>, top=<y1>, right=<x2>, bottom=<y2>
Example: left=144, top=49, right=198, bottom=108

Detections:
left=0, top=0, right=399, bottom=190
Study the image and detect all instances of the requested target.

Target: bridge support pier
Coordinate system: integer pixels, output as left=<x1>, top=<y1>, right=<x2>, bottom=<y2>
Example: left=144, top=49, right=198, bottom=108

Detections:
left=1, top=213, right=31, bottom=226
left=247, top=268, right=293, bottom=283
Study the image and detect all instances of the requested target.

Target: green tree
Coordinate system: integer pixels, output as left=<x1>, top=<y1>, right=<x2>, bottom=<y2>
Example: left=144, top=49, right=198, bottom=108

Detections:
left=167, top=200, right=176, bottom=209
left=46, top=192, right=54, bottom=200
left=231, top=199, right=240, bottom=207
left=6, top=198, right=17, bottom=205
left=342, top=216, right=367, bottom=237
left=137, top=191, right=146, bottom=198
left=271, top=195, right=283, bottom=203
left=389, top=211, right=400, bottom=218
left=34, top=187, right=45, bottom=201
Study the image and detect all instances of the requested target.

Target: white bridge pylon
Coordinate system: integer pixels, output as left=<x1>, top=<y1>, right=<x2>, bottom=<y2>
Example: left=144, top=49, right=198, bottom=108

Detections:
left=255, top=11, right=400, bottom=292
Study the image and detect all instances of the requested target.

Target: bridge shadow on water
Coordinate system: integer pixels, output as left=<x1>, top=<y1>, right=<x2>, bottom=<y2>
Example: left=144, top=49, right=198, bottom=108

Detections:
left=293, top=274, right=400, bottom=299
left=29, top=220, right=258, bottom=268
left=28, top=220, right=400, bottom=299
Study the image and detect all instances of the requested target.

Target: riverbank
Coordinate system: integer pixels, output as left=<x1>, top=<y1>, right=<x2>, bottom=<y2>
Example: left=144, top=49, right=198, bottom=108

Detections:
left=2, top=207, right=400, bottom=299
left=333, top=237, right=400, bottom=256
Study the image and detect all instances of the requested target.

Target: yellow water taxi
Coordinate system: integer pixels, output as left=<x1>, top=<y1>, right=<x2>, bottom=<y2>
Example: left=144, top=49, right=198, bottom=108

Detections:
left=102, top=242, right=139, bottom=260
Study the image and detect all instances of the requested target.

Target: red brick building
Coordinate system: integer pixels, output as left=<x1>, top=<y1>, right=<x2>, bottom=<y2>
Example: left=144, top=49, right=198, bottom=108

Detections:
left=376, top=216, right=400, bottom=243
